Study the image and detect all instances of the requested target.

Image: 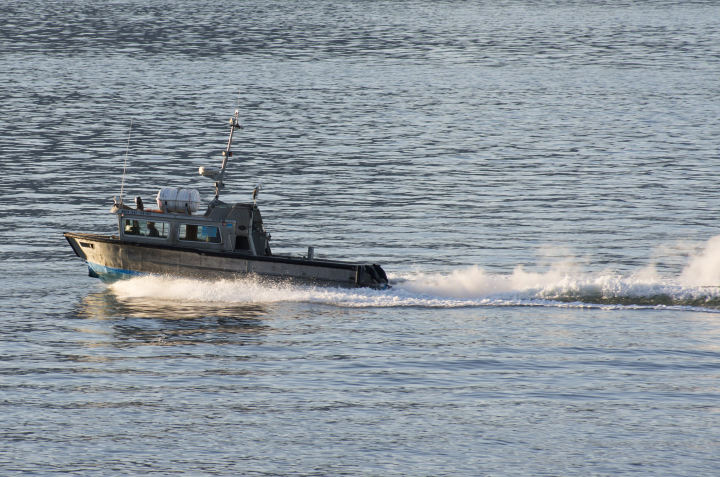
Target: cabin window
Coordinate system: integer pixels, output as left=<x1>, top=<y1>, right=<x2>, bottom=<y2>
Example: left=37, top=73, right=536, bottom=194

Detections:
left=179, top=224, right=221, bottom=243
left=123, top=219, right=169, bottom=238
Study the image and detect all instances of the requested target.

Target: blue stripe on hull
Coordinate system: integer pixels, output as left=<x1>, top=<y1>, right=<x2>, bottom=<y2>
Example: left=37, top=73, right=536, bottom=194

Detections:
left=87, top=262, right=144, bottom=283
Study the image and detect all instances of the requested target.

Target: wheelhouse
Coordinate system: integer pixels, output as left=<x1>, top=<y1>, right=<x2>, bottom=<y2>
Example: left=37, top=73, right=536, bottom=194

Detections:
left=115, top=201, right=271, bottom=256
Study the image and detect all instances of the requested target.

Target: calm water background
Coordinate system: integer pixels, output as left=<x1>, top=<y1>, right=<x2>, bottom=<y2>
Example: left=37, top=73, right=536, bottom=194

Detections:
left=2, top=1, right=720, bottom=475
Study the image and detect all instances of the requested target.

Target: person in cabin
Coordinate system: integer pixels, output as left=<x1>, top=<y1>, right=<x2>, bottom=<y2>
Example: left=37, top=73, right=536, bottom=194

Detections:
left=124, top=220, right=140, bottom=235
left=147, top=222, right=160, bottom=237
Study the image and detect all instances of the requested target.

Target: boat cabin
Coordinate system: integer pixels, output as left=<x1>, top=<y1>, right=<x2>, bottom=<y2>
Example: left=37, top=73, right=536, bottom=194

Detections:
left=113, top=200, right=272, bottom=256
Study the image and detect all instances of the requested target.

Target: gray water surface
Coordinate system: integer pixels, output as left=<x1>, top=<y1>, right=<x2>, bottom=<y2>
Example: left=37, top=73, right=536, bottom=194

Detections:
left=2, top=1, right=720, bottom=475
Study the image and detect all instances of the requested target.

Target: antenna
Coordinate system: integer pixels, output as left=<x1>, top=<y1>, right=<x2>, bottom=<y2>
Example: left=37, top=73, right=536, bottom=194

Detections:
left=119, top=119, right=132, bottom=205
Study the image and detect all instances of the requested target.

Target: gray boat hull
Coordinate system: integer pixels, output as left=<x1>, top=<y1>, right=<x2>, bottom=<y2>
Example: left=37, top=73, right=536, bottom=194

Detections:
left=64, top=232, right=389, bottom=289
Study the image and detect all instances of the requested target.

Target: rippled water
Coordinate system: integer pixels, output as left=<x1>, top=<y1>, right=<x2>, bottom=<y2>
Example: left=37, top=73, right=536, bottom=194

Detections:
left=2, top=1, right=720, bottom=475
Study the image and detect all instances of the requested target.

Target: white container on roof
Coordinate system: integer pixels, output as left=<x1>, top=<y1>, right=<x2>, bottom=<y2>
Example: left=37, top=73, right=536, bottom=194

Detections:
left=156, top=188, right=200, bottom=213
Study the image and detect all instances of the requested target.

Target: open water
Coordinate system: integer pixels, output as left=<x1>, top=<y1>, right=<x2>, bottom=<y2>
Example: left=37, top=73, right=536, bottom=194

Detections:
left=2, top=1, right=720, bottom=475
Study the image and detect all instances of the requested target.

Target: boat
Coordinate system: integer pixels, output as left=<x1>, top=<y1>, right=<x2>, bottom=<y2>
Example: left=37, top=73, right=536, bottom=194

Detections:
left=64, top=110, right=390, bottom=289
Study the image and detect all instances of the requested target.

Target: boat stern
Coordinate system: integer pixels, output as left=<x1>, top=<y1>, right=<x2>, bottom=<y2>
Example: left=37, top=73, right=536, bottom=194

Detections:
left=357, top=263, right=390, bottom=289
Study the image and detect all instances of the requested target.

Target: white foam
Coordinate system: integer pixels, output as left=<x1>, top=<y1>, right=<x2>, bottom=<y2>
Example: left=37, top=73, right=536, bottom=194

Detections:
left=396, top=263, right=577, bottom=298
left=105, top=235, right=720, bottom=312
left=680, top=235, right=720, bottom=287
left=105, top=270, right=720, bottom=313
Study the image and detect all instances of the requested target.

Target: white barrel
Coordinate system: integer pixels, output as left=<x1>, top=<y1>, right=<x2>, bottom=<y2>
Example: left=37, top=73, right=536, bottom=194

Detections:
left=156, top=188, right=200, bottom=213
left=157, top=188, right=177, bottom=211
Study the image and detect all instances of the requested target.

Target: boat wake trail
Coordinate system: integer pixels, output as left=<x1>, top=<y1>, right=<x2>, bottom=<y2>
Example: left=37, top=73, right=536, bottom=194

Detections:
left=392, top=265, right=720, bottom=310
left=106, top=267, right=720, bottom=312
left=107, top=236, right=720, bottom=312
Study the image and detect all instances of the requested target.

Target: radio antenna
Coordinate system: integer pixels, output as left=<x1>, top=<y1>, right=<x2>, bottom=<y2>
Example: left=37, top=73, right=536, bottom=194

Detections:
left=119, top=119, right=132, bottom=206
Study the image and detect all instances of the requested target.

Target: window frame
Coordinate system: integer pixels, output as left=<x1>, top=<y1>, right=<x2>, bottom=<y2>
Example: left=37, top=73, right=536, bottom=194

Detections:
left=177, top=223, right=223, bottom=244
left=122, top=218, right=170, bottom=239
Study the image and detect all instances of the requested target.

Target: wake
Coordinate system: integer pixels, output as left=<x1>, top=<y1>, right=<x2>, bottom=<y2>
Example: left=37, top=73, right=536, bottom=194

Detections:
left=393, top=265, right=720, bottom=309
left=107, top=235, right=720, bottom=312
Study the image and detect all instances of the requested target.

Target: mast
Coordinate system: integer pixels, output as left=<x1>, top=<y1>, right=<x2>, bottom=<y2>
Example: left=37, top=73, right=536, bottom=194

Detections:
left=213, top=110, right=242, bottom=203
